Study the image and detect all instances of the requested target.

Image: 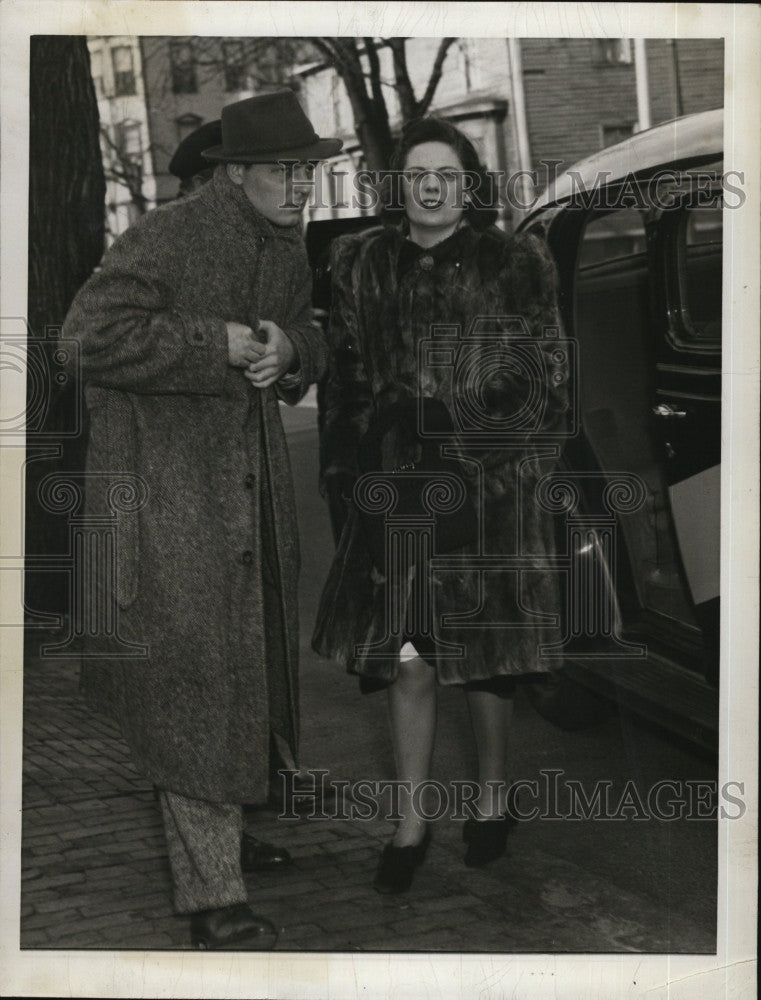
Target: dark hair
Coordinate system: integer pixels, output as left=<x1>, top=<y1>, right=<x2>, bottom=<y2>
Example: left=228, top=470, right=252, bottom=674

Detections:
left=381, top=116, right=499, bottom=229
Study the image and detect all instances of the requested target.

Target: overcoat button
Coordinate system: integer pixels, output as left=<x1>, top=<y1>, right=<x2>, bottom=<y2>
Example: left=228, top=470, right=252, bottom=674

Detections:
left=244, top=474, right=256, bottom=489
left=241, top=550, right=254, bottom=565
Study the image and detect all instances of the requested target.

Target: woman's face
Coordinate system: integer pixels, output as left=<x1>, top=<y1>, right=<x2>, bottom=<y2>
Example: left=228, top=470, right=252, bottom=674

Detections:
left=401, top=141, right=466, bottom=239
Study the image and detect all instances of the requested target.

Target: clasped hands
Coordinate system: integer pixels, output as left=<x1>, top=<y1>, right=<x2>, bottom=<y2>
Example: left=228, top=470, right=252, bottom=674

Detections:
left=227, top=319, right=296, bottom=389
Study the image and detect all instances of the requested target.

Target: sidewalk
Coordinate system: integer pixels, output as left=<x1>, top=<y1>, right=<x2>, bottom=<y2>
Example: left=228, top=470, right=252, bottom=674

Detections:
left=18, top=410, right=716, bottom=954
left=20, top=636, right=713, bottom=954
left=19, top=642, right=525, bottom=953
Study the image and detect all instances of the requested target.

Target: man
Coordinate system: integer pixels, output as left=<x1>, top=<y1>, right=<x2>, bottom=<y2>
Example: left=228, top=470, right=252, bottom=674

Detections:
left=168, top=120, right=338, bottom=821
left=63, top=90, right=341, bottom=950
left=167, top=113, right=302, bottom=862
left=168, top=118, right=221, bottom=195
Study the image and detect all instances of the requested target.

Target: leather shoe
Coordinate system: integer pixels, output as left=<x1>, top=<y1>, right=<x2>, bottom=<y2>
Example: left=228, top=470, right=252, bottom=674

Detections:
left=240, top=833, right=292, bottom=872
left=189, top=903, right=278, bottom=950
left=373, top=826, right=431, bottom=894
left=462, top=790, right=521, bottom=867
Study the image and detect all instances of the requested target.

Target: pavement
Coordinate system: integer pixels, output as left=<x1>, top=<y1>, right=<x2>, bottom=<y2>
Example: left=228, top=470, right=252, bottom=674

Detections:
left=18, top=402, right=718, bottom=954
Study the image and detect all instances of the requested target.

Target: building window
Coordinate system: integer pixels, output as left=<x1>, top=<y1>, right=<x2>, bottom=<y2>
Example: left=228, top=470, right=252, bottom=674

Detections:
left=223, top=40, right=247, bottom=92
left=90, top=49, right=105, bottom=98
left=170, top=40, right=197, bottom=94
left=600, top=123, right=634, bottom=148
left=111, top=45, right=136, bottom=96
left=115, top=120, right=143, bottom=190
left=593, top=39, right=632, bottom=65
left=117, top=120, right=142, bottom=158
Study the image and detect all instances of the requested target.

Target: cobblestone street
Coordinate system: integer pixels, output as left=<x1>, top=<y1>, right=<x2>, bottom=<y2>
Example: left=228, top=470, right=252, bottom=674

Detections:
left=21, top=648, right=716, bottom=953
left=17, top=408, right=718, bottom=955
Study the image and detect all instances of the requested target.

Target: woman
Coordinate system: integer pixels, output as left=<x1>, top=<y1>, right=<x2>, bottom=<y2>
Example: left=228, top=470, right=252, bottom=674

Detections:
left=313, top=118, right=570, bottom=893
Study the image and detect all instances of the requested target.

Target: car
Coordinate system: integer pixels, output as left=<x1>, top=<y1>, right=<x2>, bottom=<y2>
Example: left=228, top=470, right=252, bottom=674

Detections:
left=516, top=109, right=722, bottom=751
left=305, top=108, right=723, bottom=751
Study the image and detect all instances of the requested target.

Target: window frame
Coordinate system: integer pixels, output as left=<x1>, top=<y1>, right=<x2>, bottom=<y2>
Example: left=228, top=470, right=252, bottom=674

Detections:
left=592, top=38, right=633, bottom=66
left=576, top=205, right=649, bottom=272
left=111, top=44, right=136, bottom=97
left=170, top=40, right=198, bottom=95
left=600, top=122, right=635, bottom=150
left=222, top=39, right=246, bottom=92
left=672, top=203, right=723, bottom=349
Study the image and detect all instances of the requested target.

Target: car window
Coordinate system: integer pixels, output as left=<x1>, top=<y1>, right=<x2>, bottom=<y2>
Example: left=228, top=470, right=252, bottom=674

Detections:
left=678, top=205, right=722, bottom=344
left=685, top=205, right=722, bottom=247
left=577, top=208, right=647, bottom=269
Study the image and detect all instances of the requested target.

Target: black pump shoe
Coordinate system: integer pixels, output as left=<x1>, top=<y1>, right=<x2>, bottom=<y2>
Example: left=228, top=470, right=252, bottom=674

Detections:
left=189, top=903, right=278, bottom=950
left=240, top=833, right=292, bottom=872
left=463, top=790, right=521, bottom=867
left=373, top=826, right=432, bottom=894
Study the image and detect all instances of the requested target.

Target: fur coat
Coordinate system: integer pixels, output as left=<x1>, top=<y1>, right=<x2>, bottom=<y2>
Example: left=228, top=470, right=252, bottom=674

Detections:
left=62, top=167, right=326, bottom=803
left=312, top=220, right=570, bottom=686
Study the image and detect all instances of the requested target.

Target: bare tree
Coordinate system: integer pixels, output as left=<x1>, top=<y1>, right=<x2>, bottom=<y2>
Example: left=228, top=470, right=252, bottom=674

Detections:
left=309, top=37, right=458, bottom=169
left=26, top=36, right=105, bottom=615
left=99, top=123, right=149, bottom=218
left=29, top=37, right=105, bottom=338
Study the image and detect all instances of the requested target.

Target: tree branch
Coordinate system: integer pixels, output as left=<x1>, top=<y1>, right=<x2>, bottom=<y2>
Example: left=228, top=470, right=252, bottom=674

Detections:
left=363, top=37, right=389, bottom=125
left=387, top=38, right=418, bottom=121
left=417, top=37, right=457, bottom=115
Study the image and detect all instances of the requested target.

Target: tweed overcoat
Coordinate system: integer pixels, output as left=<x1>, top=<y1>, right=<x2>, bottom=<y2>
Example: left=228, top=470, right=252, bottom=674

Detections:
left=312, top=221, right=570, bottom=686
left=62, top=168, right=327, bottom=803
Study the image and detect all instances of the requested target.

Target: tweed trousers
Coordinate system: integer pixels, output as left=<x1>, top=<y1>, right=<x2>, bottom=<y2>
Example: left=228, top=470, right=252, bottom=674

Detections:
left=158, top=790, right=246, bottom=913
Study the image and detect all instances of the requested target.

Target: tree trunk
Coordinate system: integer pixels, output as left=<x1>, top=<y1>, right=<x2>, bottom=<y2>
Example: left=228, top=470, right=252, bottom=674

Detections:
left=342, top=85, right=394, bottom=172
left=25, top=36, right=105, bottom=617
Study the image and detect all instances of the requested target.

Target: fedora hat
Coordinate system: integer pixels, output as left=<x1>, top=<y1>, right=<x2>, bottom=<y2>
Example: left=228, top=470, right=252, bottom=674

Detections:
left=202, top=89, right=342, bottom=163
left=169, top=120, right=222, bottom=180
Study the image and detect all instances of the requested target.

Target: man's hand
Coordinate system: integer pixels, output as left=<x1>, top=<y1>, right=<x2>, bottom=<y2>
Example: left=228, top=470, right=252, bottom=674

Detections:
left=227, top=322, right=266, bottom=368
left=244, top=319, right=297, bottom=389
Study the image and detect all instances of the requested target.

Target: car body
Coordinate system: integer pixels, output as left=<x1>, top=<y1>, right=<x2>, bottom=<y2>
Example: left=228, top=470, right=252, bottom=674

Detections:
left=517, top=109, right=723, bottom=750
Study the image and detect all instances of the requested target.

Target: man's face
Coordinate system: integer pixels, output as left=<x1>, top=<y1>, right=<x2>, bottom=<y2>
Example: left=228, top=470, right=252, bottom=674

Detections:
left=228, top=161, right=315, bottom=226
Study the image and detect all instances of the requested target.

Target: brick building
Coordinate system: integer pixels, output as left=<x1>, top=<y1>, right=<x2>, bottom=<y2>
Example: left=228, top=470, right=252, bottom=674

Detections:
left=520, top=38, right=724, bottom=194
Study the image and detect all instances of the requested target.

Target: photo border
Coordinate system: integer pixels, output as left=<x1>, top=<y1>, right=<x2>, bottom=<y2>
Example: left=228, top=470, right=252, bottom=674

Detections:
left=1, top=2, right=758, bottom=998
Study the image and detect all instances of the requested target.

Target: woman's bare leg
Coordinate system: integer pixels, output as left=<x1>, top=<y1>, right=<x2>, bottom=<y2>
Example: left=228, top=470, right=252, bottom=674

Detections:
left=386, top=654, right=437, bottom=846
left=464, top=689, right=515, bottom=819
